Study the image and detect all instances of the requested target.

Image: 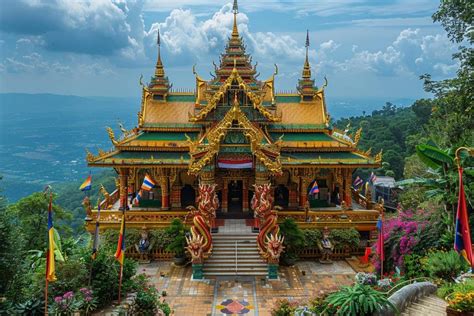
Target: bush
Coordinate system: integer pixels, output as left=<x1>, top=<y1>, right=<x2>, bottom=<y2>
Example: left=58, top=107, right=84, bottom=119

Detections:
left=302, top=229, right=322, bottom=248
left=355, top=272, right=377, bottom=286
left=165, top=219, right=187, bottom=257
left=330, top=228, right=360, bottom=249
left=403, top=253, right=428, bottom=278
left=151, top=229, right=173, bottom=250
left=271, top=299, right=299, bottom=316
left=279, top=218, right=304, bottom=261
left=323, top=283, right=396, bottom=316
left=424, top=250, right=469, bottom=281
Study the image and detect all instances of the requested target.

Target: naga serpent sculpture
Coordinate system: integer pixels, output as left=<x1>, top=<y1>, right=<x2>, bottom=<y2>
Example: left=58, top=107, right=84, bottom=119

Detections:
left=185, top=184, right=218, bottom=264
left=252, top=183, right=284, bottom=262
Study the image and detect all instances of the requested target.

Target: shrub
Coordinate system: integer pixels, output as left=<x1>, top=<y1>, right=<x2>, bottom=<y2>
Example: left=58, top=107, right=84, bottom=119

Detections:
left=151, top=229, right=173, bottom=250
left=323, top=283, right=396, bottom=316
left=271, top=299, right=299, bottom=316
left=165, top=219, right=187, bottom=257
left=302, top=229, right=322, bottom=248
left=403, top=253, right=428, bottom=278
left=279, top=218, right=304, bottom=261
left=424, top=250, right=469, bottom=281
left=330, top=228, right=360, bottom=249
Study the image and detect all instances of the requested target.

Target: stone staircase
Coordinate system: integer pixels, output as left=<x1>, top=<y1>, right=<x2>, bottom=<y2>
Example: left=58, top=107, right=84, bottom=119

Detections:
left=203, top=220, right=267, bottom=276
left=400, top=294, right=447, bottom=316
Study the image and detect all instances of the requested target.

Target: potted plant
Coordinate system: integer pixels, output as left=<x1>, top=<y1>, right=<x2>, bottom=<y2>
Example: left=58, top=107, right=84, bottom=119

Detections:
left=165, top=219, right=187, bottom=266
left=279, top=218, right=304, bottom=266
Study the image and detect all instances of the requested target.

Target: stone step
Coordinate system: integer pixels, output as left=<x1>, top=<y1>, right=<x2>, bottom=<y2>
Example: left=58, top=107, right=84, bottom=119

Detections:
left=419, top=296, right=447, bottom=306
left=210, top=251, right=261, bottom=257
left=212, top=247, right=259, bottom=252
left=208, top=256, right=263, bottom=262
left=205, top=263, right=267, bottom=269
left=204, top=271, right=268, bottom=276
left=203, top=266, right=267, bottom=273
left=410, top=302, right=446, bottom=313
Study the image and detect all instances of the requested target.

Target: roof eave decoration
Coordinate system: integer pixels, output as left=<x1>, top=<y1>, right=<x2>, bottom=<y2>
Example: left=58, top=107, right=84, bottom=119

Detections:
left=189, top=66, right=281, bottom=122
left=138, top=76, right=152, bottom=127
left=187, top=95, right=282, bottom=175
left=86, top=147, right=119, bottom=164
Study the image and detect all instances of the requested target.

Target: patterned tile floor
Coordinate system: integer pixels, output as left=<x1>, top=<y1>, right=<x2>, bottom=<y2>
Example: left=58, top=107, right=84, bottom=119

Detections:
left=136, top=260, right=356, bottom=316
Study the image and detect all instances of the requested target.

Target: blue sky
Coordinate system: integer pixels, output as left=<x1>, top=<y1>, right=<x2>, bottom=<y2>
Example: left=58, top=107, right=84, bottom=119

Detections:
left=0, top=0, right=459, bottom=100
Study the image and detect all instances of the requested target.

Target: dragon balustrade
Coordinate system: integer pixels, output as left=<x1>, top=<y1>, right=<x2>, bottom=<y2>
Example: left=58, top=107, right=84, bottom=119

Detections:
left=252, top=184, right=284, bottom=266
left=185, top=183, right=219, bottom=279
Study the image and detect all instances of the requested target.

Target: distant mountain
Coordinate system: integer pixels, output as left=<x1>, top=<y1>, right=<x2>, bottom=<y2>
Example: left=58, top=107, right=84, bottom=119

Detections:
left=0, top=93, right=415, bottom=202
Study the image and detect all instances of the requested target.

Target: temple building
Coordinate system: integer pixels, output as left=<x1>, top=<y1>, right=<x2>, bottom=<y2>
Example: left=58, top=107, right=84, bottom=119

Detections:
left=85, top=1, right=382, bottom=241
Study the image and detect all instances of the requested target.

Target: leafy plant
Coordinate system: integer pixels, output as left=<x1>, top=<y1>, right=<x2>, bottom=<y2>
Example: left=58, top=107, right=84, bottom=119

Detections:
left=165, top=219, right=187, bottom=257
left=279, top=218, right=304, bottom=262
left=424, top=250, right=469, bottom=281
left=151, top=229, right=173, bottom=250
left=270, top=299, right=299, bottom=316
left=355, top=272, right=377, bottom=286
left=13, top=298, right=44, bottom=315
left=330, top=228, right=360, bottom=249
left=323, top=283, right=396, bottom=316
left=302, top=229, right=322, bottom=248
left=403, top=253, right=428, bottom=279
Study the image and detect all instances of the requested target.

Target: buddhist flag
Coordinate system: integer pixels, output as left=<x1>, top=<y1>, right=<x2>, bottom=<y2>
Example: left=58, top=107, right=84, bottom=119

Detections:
left=369, top=172, right=377, bottom=184
left=91, top=202, right=101, bottom=260
left=376, top=216, right=384, bottom=261
left=133, top=190, right=142, bottom=205
left=46, top=192, right=57, bottom=282
left=309, top=180, right=319, bottom=195
left=114, top=214, right=126, bottom=265
left=141, top=174, right=156, bottom=191
left=79, top=175, right=92, bottom=191
left=454, top=167, right=473, bottom=267
left=353, top=176, right=363, bottom=188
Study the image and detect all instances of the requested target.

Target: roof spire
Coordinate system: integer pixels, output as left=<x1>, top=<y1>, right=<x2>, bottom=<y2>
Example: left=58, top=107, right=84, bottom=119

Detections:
left=155, top=29, right=165, bottom=78
left=232, top=0, right=239, bottom=38
left=302, top=29, right=311, bottom=79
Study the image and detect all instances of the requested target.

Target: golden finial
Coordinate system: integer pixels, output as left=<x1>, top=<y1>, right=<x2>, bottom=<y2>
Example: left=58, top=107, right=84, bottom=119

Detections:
left=155, top=29, right=165, bottom=78
left=365, top=147, right=372, bottom=156
left=85, top=148, right=95, bottom=163
left=232, top=0, right=239, bottom=38
left=375, top=149, right=383, bottom=163
left=302, top=30, right=311, bottom=80
left=106, top=126, right=118, bottom=145
left=354, top=127, right=362, bottom=146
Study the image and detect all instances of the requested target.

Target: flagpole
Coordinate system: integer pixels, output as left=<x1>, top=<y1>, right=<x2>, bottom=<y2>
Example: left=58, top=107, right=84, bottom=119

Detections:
left=44, top=188, right=53, bottom=316
left=380, top=206, right=384, bottom=279
left=117, top=207, right=125, bottom=305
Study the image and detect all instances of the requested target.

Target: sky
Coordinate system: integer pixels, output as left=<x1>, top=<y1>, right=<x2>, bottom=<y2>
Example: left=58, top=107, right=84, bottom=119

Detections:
left=0, top=0, right=460, bottom=100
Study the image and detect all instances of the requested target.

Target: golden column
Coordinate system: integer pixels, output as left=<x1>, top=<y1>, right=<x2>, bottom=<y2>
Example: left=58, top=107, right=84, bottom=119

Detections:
left=159, top=176, right=169, bottom=210
left=343, top=169, right=353, bottom=209
left=119, top=168, right=129, bottom=210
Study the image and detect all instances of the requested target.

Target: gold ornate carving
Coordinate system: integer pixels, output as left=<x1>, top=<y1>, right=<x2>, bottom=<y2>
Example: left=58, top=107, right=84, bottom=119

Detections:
left=187, top=95, right=282, bottom=175
left=354, top=127, right=362, bottom=146
left=375, top=149, right=383, bottom=163
left=106, top=126, right=118, bottom=145
left=86, top=148, right=95, bottom=163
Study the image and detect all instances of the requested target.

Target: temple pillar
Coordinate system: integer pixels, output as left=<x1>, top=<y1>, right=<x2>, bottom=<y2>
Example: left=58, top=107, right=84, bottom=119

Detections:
left=159, top=176, right=169, bottom=210
left=343, top=169, right=353, bottom=209
left=299, top=177, right=309, bottom=209
left=119, top=168, right=129, bottom=211
left=170, top=185, right=181, bottom=208
left=289, top=184, right=298, bottom=208
left=242, top=179, right=249, bottom=212
left=221, top=179, right=228, bottom=212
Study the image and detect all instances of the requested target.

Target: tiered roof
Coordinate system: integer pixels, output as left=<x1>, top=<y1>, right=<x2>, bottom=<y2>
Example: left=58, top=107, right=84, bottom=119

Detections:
left=86, top=0, right=381, bottom=172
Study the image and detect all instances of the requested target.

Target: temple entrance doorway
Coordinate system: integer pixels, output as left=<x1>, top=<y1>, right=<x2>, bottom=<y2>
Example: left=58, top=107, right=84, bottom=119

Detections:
left=228, top=180, right=243, bottom=213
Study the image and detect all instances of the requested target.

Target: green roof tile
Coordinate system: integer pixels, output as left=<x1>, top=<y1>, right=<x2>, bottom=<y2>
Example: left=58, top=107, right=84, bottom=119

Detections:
left=275, top=95, right=300, bottom=103
left=167, top=94, right=195, bottom=102
left=270, top=132, right=333, bottom=142
left=136, top=132, right=198, bottom=141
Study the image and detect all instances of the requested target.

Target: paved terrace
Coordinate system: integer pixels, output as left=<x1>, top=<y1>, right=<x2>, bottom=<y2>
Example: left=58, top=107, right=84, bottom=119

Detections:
left=95, top=260, right=356, bottom=316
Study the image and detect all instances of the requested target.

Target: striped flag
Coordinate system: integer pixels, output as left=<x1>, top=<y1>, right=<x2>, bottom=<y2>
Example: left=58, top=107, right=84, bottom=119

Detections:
left=79, top=175, right=92, bottom=191
left=353, top=176, right=363, bottom=187
left=369, top=172, right=377, bottom=184
left=141, top=174, right=156, bottom=191
left=46, top=192, right=57, bottom=282
left=376, top=216, right=384, bottom=261
left=91, top=202, right=101, bottom=260
left=132, top=190, right=142, bottom=206
left=218, top=157, right=253, bottom=169
left=454, top=167, right=473, bottom=267
left=309, top=180, right=319, bottom=195
left=114, top=214, right=126, bottom=265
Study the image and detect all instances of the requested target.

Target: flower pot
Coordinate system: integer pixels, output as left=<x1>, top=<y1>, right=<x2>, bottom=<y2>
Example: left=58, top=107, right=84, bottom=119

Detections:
left=447, top=307, right=474, bottom=316
left=173, top=255, right=186, bottom=266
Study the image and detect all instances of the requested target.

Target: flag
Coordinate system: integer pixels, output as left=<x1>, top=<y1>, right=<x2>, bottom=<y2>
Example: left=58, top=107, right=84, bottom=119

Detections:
left=217, top=157, right=253, bottom=169
left=376, top=216, right=384, bottom=261
left=360, top=247, right=371, bottom=264
left=133, top=190, right=142, bottom=205
left=309, top=180, right=319, bottom=195
left=141, top=174, right=156, bottom=191
left=454, top=167, right=473, bottom=267
left=91, top=202, right=101, bottom=260
left=79, top=175, right=92, bottom=191
left=46, top=193, right=56, bottom=282
left=114, top=214, right=126, bottom=265
left=353, top=176, right=363, bottom=188
left=369, top=172, right=377, bottom=184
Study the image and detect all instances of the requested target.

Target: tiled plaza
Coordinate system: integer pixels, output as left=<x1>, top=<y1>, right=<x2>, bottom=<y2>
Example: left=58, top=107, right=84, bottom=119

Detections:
left=137, top=260, right=356, bottom=316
